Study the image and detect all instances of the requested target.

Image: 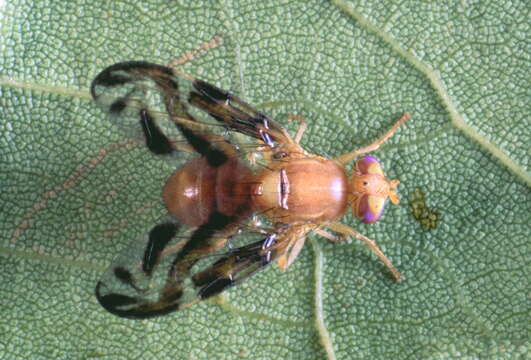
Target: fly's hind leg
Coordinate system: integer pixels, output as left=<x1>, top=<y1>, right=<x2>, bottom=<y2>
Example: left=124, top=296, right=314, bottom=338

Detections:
left=325, top=222, right=404, bottom=282
left=335, top=112, right=410, bottom=165
left=167, top=35, right=223, bottom=68
left=314, top=228, right=346, bottom=242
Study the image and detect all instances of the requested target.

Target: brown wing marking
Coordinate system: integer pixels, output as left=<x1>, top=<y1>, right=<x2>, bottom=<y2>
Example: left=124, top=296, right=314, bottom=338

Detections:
left=189, top=222, right=314, bottom=299
left=91, top=61, right=179, bottom=156
left=91, top=61, right=236, bottom=167
left=95, top=217, right=314, bottom=318
left=95, top=212, right=242, bottom=319
left=158, top=212, right=240, bottom=304
left=188, top=78, right=292, bottom=148
left=191, top=233, right=279, bottom=299
left=95, top=220, right=181, bottom=319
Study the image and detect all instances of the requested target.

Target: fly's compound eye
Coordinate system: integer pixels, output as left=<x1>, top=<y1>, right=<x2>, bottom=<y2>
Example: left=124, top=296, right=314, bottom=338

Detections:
left=353, top=193, right=386, bottom=224
left=351, top=155, right=398, bottom=224
left=355, top=155, right=385, bottom=176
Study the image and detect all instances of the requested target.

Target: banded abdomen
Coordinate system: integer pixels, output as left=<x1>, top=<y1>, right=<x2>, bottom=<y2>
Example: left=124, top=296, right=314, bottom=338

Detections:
left=163, top=157, right=255, bottom=227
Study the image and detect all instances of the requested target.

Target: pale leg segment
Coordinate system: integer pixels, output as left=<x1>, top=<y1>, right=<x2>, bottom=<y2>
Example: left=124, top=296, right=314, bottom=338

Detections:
left=287, top=114, right=308, bottom=144
left=335, top=112, right=410, bottom=165
left=167, top=35, right=223, bottom=68
left=314, top=228, right=346, bottom=242
left=326, top=222, right=404, bottom=282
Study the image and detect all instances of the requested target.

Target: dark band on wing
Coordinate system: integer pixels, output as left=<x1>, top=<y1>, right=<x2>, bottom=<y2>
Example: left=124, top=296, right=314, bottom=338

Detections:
left=139, top=109, right=175, bottom=155
left=169, top=212, right=235, bottom=275
left=171, top=119, right=228, bottom=167
left=95, top=282, right=180, bottom=319
left=92, top=61, right=234, bottom=165
left=159, top=212, right=237, bottom=302
left=189, top=79, right=283, bottom=147
left=113, top=267, right=136, bottom=287
left=109, top=98, right=127, bottom=114
left=142, top=222, right=180, bottom=276
left=91, top=61, right=175, bottom=98
left=95, top=220, right=182, bottom=319
left=192, top=233, right=278, bottom=299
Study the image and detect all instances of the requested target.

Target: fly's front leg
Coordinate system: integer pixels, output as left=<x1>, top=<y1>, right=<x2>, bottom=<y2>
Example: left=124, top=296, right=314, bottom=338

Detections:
left=335, top=112, right=410, bottom=165
left=326, top=222, right=404, bottom=282
left=287, top=114, right=307, bottom=144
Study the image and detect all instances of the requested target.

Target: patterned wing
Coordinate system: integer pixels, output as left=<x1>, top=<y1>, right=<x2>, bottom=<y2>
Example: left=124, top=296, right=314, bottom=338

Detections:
left=95, top=214, right=305, bottom=319
left=90, top=61, right=293, bottom=159
left=187, top=77, right=291, bottom=147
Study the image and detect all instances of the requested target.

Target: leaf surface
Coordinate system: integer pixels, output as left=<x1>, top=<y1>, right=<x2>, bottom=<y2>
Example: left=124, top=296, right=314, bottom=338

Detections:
left=1, top=1, right=529, bottom=359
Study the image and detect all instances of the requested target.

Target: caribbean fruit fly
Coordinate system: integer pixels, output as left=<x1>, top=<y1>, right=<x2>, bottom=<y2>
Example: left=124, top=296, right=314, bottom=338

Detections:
left=90, top=61, right=410, bottom=319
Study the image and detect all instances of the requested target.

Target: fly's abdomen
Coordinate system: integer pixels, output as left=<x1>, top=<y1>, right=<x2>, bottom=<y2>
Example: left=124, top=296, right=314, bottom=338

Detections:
left=163, top=157, right=254, bottom=227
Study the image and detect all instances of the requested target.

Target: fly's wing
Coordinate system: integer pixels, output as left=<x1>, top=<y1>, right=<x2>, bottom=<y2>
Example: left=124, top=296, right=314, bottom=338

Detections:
left=90, top=61, right=293, bottom=161
left=187, top=77, right=292, bottom=148
left=95, top=214, right=303, bottom=319
left=91, top=61, right=234, bottom=166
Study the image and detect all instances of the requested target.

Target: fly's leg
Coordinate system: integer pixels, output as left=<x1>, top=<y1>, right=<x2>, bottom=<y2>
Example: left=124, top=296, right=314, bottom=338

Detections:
left=287, top=114, right=307, bottom=144
left=326, top=222, right=404, bottom=282
left=167, top=35, right=223, bottom=68
left=335, top=112, right=410, bottom=165
left=314, top=228, right=346, bottom=242
left=277, top=236, right=306, bottom=270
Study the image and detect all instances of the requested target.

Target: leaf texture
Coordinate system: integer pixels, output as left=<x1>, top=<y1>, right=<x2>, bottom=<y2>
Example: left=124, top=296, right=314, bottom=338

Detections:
left=1, top=0, right=529, bottom=359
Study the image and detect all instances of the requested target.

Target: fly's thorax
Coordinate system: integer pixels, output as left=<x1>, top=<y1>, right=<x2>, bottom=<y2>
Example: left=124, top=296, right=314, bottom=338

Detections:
left=253, top=157, right=349, bottom=223
left=350, top=155, right=400, bottom=224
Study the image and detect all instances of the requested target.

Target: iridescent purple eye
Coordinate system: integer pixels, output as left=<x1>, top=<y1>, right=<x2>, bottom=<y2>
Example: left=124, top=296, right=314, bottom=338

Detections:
left=356, top=155, right=384, bottom=176
left=352, top=156, right=389, bottom=223
left=355, top=194, right=386, bottom=224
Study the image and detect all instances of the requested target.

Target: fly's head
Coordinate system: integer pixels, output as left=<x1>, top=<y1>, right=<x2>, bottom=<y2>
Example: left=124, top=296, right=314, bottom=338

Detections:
left=350, top=155, right=400, bottom=224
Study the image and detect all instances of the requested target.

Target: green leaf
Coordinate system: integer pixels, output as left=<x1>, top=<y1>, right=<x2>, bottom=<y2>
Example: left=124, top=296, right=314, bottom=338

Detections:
left=1, top=0, right=529, bottom=359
